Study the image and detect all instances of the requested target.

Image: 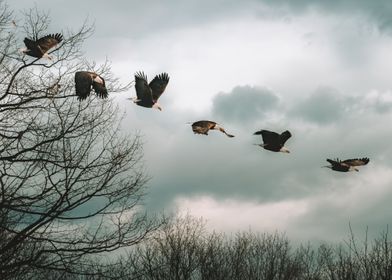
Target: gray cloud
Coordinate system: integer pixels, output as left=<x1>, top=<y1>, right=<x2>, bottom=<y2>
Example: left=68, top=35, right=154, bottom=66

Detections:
left=212, top=85, right=279, bottom=122
left=8, top=0, right=258, bottom=38
left=290, top=86, right=352, bottom=125
left=9, top=0, right=392, bottom=40
left=290, top=87, right=392, bottom=125
left=289, top=165, right=392, bottom=242
left=261, top=0, right=392, bottom=33
left=365, top=92, right=392, bottom=114
left=7, top=0, right=392, bottom=243
left=138, top=82, right=392, bottom=244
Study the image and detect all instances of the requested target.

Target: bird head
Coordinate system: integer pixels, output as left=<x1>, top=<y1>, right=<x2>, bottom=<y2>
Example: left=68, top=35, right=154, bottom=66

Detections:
left=280, top=147, right=290, bottom=153
left=42, top=53, right=53, bottom=60
left=93, top=75, right=104, bottom=84
left=129, top=97, right=141, bottom=103
left=152, top=103, right=162, bottom=111
left=20, top=47, right=28, bottom=54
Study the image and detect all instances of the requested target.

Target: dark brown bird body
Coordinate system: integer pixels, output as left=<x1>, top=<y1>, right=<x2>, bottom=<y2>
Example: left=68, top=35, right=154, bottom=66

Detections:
left=325, top=158, right=369, bottom=172
left=74, top=71, right=108, bottom=100
left=133, top=71, right=169, bottom=110
left=254, top=130, right=291, bottom=153
left=191, top=120, right=234, bottom=137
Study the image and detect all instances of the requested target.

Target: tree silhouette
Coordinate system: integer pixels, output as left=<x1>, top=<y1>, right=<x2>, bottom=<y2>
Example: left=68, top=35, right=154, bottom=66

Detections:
left=0, top=3, right=160, bottom=278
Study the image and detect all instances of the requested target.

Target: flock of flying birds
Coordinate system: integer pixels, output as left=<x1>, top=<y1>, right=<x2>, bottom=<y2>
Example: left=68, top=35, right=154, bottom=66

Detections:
left=20, top=33, right=370, bottom=173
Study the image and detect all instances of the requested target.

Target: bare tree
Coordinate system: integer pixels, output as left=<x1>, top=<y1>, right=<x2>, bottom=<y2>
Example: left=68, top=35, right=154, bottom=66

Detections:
left=117, top=216, right=304, bottom=280
left=0, top=3, right=160, bottom=278
left=109, top=216, right=392, bottom=280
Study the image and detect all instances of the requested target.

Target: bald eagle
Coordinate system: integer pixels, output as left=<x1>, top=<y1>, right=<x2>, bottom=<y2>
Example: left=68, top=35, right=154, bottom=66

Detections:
left=325, top=158, right=370, bottom=172
left=191, top=120, right=234, bottom=138
left=74, top=71, right=108, bottom=101
left=22, top=33, right=63, bottom=60
left=254, top=130, right=292, bottom=153
left=132, top=71, right=169, bottom=111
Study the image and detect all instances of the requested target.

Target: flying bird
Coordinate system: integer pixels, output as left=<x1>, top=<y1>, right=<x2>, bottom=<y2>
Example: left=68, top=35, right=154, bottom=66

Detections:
left=190, top=120, right=234, bottom=138
left=324, top=158, right=370, bottom=172
left=74, top=71, right=108, bottom=101
left=132, top=71, right=169, bottom=111
left=22, top=33, right=63, bottom=60
left=253, top=130, right=291, bottom=153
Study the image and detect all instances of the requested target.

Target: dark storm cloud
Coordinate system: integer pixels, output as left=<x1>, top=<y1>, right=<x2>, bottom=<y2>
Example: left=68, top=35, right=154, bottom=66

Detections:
left=8, top=0, right=259, bottom=37
left=7, top=0, right=392, bottom=242
left=373, top=102, right=392, bottom=114
left=365, top=92, right=392, bottom=114
left=9, top=0, right=392, bottom=38
left=7, top=0, right=263, bottom=61
left=289, top=165, right=392, bottom=242
left=139, top=81, right=392, bottom=217
left=261, top=0, right=392, bottom=33
left=212, top=85, right=279, bottom=122
left=290, top=86, right=353, bottom=125
left=143, top=132, right=328, bottom=213
left=290, top=87, right=392, bottom=125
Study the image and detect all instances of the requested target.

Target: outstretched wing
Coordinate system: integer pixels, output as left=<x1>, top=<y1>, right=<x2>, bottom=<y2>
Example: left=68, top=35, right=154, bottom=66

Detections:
left=75, top=71, right=93, bottom=101
left=254, top=130, right=280, bottom=145
left=279, top=130, right=292, bottom=145
left=326, top=158, right=350, bottom=172
left=23, top=37, right=38, bottom=50
left=92, top=75, right=108, bottom=99
left=135, top=71, right=153, bottom=105
left=149, top=72, right=169, bottom=102
left=37, top=33, right=63, bottom=53
left=342, top=158, right=369, bottom=166
left=327, top=158, right=340, bottom=166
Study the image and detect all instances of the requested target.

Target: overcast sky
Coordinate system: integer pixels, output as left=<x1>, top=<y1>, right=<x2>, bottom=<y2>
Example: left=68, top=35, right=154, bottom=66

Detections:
left=8, top=0, right=392, bottom=243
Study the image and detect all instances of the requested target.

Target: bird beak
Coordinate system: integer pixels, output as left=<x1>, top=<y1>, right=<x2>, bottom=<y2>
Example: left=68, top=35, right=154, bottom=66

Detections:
left=152, top=103, right=162, bottom=111
left=129, top=97, right=141, bottom=103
